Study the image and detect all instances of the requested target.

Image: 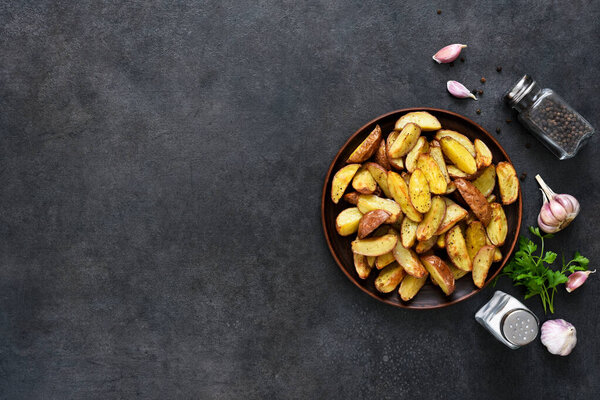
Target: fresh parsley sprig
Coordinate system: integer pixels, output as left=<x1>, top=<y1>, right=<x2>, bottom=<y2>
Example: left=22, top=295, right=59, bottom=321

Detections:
left=498, top=226, right=589, bottom=314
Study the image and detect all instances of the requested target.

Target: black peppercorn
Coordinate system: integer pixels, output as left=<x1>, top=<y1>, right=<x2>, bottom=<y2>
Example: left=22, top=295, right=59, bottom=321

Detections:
left=496, top=127, right=501, bottom=134
left=437, top=9, right=442, bottom=14
left=496, top=66, right=502, bottom=72
left=519, top=173, right=527, bottom=181
left=476, top=109, right=481, bottom=114
left=478, top=90, right=484, bottom=95
left=480, top=77, right=486, bottom=83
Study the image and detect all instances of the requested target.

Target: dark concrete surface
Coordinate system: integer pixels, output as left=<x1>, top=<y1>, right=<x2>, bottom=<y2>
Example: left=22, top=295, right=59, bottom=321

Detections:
left=1, top=1, right=599, bottom=398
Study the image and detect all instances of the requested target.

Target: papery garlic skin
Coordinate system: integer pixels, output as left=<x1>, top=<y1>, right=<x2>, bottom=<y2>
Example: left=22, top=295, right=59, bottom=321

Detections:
left=535, top=174, right=580, bottom=233
left=447, top=80, right=477, bottom=100
left=433, top=44, right=467, bottom=63
left=566, top=270, right=596, bottom=293
left=540, top=319, right=577, bottom=356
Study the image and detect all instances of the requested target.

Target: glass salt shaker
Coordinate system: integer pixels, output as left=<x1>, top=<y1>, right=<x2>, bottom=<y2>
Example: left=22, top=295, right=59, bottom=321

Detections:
left=504, top=75, right=595, bottom=160
left=475, top=291, right=539, bottom=349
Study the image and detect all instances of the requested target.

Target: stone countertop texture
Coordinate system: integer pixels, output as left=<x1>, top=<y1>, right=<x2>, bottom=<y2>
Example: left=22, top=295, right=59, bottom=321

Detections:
left=1, top=1, right=599, bottom=399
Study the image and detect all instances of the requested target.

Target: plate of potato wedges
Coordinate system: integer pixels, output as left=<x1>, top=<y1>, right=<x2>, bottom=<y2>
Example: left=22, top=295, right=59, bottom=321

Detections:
left=321, top=108, right=522, bottom=309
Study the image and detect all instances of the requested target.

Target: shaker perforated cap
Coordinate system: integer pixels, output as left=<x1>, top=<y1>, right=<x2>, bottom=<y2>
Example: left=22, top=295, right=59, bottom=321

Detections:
left=501, top=308, right=539, bottom=346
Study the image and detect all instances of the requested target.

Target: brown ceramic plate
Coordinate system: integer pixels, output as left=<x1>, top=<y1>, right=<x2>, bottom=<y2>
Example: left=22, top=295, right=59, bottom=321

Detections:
left=321, top=108, right=522, bottom=309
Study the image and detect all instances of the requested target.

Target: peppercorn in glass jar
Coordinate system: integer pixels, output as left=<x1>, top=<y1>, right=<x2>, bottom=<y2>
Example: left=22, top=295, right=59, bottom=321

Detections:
left=504, top=75, right=595, bottom=160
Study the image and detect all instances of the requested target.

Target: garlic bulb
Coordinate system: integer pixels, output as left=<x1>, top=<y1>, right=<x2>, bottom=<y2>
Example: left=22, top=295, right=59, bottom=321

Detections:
left=566, top=270, right=596, bottom=293
left=535, top=174, right=580, bottom=233
left=447, top=80, right=477, bottom=100
left=540, top=319, right=577, bottom=356
left=432, top=44, right=467, bottom=63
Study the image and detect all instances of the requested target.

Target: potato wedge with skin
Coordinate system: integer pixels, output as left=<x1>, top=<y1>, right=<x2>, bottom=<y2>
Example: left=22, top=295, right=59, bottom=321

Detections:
left=416, top=196, right=446, bottom=241
left=365, top=162, right=393, bottom=198
left=454, top=178, right=492, bottom=226
left=352, top=166, right=378, bottom=194
left=415, top=235, right=438, bottom=254
left=375, top=262, right=406, bottom=293
left=472, top=245, right=495, bottom=288
left=331, top=164, right=361, bottom=204
left=447, top=165, right=474, bottom=179
left=347, top=125, right=382, bottom=163
left=356, top=194, right=402, bottom=223
left=435, top=130, right=476, bottom=157
left=395, top=111, right=441, bottom=131
left=335, top=207, right=363, bottom=236
left=445, top=181, right=457, bottom=194
left=385, top=130, right=405, bottom=170
left=352, top=233, right=398, bottom=256
left=445, top=225, right=472, bottom=271
left=375, top=139, right=391, bottom=170
left=421, top=255, right=455, bottom=296
left=429, top=146, right=451, bottom=183
left=392, top=240, right=427, bottom=278
left=399, top=273, right=429, bottom=301
left=376, top=251, right=395, bottom=270
left=357, top=210, right=390, bottom=239
left=389, top=123, right=421, bottom=158
left=353, top=253, right=372, bottom=280
left=487, top=194, right=497, bottom=203
left=472, top=165, right=496, bottom=197
left=496, top=162, right=519, bottom=205
left=387, top=171, right=423, bottom=222
left=409, top=169, right=431, bottom=213
left=343, top=191, right=360, bottom=205
left=367, top=255, right=376, bottom=268
left=416, top=154, right=447, bottom=194
left=448, top=261, right=469, bottom=280
left=405, top=136, right=430, bottom=173
left=440, top=137, right=478, bottom=175
left=434, top=198, right=468, bottom=235
left=436, top=234, right=446, bottom=248
left=465, top=221, right=487, bottom=260
left=486, top=203, right=508, bottom=246
left=400, top=217, right=418, bottom=248
left=474, top=139, right=493, bottom=169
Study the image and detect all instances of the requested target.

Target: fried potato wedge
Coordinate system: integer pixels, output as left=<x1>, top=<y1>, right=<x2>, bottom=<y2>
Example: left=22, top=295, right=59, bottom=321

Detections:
left=375, top=139, right=391, bottom=170
left=454, top=178, right=492, bottom=226
left=343, top=191, right=360, bottom=205
left=486, top=203, right=508, bottom=246
left=367, top=255, right=376, bottom=268
left=440, top=137, right=477, bottom=175
left=356, top=194, right=401, bottom=223
left=375, top=262, right=406, bottom=293
left=357, top=209, right=390, bottom=239
left=496, top=162, right=519, bottom=205
left=445, top=225, right=472, bottom=271
left=395, top=111, right=441, bottom=131
left=436, top=234, right=446, bottom=248
left=465, top=221, right=487, bottom=260
left=435, top=130, right=476, bottom=157
left=421, top=255, right=455, bottom=296
left=399, top=274, right=429, bottom=301
left=352, top=165, right=378, bottom=194
left=474, top=139, right=493, bottom=169
left=472, top=165, right=496, bottom=197
left=392, top=240, right=427, bottom=278
left=415, top=235, right=438, bottom=254
left=429, top=146, right=451, bottom=183
left=335, top=207, right=363, bottom=236
left=416, top=154, right=447, bottom=194
left=405, top=136, right=430, bottom=173
left=352, top=233, right=398, bottom=256
left=365, top=162, right=393, bottom=198
left=385, top=130, right=405, bottom=170
left=387, top=171, right=423, bottom=222
left=347, top=125, right=382, bottom=163
left=447, top=165, right=474, bottom=179
left=389, top=123, right=421, bottom=158
left=416, top=196, right=446, bottom=241
left=486, top=194, right=497, bottom=203
left=472, top=245, right=495, bottom=288
left=409, top=169, right=431, bottom=213
left=448, top=261, right=469, bottom=280
left=435, top=198, right=468, bottom=235
left=376, top=251, right=395, bottom=270
left=331, top=164, right=361, bottom=204
left=353, top=253, right=372, bottom=279
left=400, top=217, right=418, bottom=248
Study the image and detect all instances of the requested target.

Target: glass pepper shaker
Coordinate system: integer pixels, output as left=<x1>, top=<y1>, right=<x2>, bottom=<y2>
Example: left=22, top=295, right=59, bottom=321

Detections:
left=504, top=75, right=595, bottom=160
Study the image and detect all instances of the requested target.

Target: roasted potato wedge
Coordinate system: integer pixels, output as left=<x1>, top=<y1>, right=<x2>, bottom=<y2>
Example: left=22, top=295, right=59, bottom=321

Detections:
left=415, top=235, right=438, bottom=254
left=367, top=255, right=376, bottom=268
left=389, top=123, right=421, bottom=158
left=474, top=139, right=493, bottom=169
left=399, top=273, right=429, bottom=301
left=472, top=245, right=495, bottom=288
left=400, top=217, right=418, bottom=248
left=436, top=234, right=446, bottom=248
left=335, top=207, right=363, bottom=236
left=486, top=194, right=497, bottom=203
left=405, top=136, right=430, bottom=173
left=447, top=165, right=474, bottom=179
left=353, top=253, right=372, bottom=279
left=352, top=165, right=378, bottom=194
left=375, top=262, right=406, bottom=293
left=343, top=191, right=360, bottom=205
left=416, top=196, right=446, bottom=241
left=385, top=130, right=405, bottom=170
left=486, top=203, right=508, bottom=246
left=472, top=165, right=496, bottom=197
left=352, top=233, right=398, bottom=256
left=448, top=261, right=469, bottom=280
left=409, top=169, right=431, bottom=213
left=394, top=111, right=441, bottom=131
left=347, top=125, right=382, bottom=163
left=356, top=194, right=402, bottom=223
left=435, top=198, right=468, bottom=235
left=392, top=240, right=427, bottom=278
left=331, top=164, right=361, bottom=203
left=376, top=251, right=396, bottom=270
left=365, top=162, right=393, bottom=198
left=421, top=255, right=455, bottom=296
left=496, top=162, right=519, bottom=205
left=375, top=139, right=391, bottom=170
left=357, top=210, right=390, bottom=239
left=387, top=171, right=423, bottom=222
left=454, top=178, right=492, bottom=226
left=440, top=137, right=477, bottom=175
left=416, top=154, right=447, bottom=194
left=435, top=130, right=476, bottom=157
left=445, top=225, right=472, bottom=271
left=429, top=145, right=451, bottom=184
left=465, top=221, right=487, bottom=260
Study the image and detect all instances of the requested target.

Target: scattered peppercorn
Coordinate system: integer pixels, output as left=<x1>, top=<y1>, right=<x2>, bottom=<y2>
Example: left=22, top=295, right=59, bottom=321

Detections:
left=476, top=109, right=481, bottom=114
left=478, top=90, right=484, bottom=95
left=460, top=57, right=465, bottom=62
left=437, top=9, right=442, bottom=14
left=480, top=77, right=486, bottom=83
left=496, top=127, right=501, bottom=134
left=519, top=172, right=527, bottom=181
left=505, top=119, right=512, bottom=124
left=496, top=66, right=502, bottom=72
left=525, top=143, right=532, bottom=149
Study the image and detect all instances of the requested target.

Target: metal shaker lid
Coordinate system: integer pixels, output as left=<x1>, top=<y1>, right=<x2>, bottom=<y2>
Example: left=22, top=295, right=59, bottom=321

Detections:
left=501, top=308, right=539, bottom=346
left=504, top=74, right=541, bottom=112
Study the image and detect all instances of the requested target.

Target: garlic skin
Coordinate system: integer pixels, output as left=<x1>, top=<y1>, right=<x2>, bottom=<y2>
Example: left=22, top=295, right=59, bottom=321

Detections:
left=447, top=80, right=477, bottom=100
left=433, top=44, right=467, bottom=63
left=566, top=270, right=596, bottom=293
left=535, top=174, right=580, bottom=233
left=540, top=319, right=577, bottom=356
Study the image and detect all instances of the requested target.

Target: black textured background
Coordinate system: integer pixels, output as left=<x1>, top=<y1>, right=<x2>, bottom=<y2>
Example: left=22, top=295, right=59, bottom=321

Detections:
left=1, top=1, right=599, bottom=399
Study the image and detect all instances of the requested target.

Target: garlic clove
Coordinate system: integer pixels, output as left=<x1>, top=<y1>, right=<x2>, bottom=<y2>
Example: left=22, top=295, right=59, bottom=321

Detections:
left=548, top=199, right=568, bottom=221
left=540, top=319, right=577, bottom=356
left=566, top=270, right=595, bottom=293
left=446, top=80, right=477, bottom=100
left=539, top=202, right=561, bottom=226
left=555, top=194, right=580, bottom=217
left=432, top=44, right=467, bottom=63
left=538, top=214, right=560, bottom=233
left=535, top=175, right=580, bottom=234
